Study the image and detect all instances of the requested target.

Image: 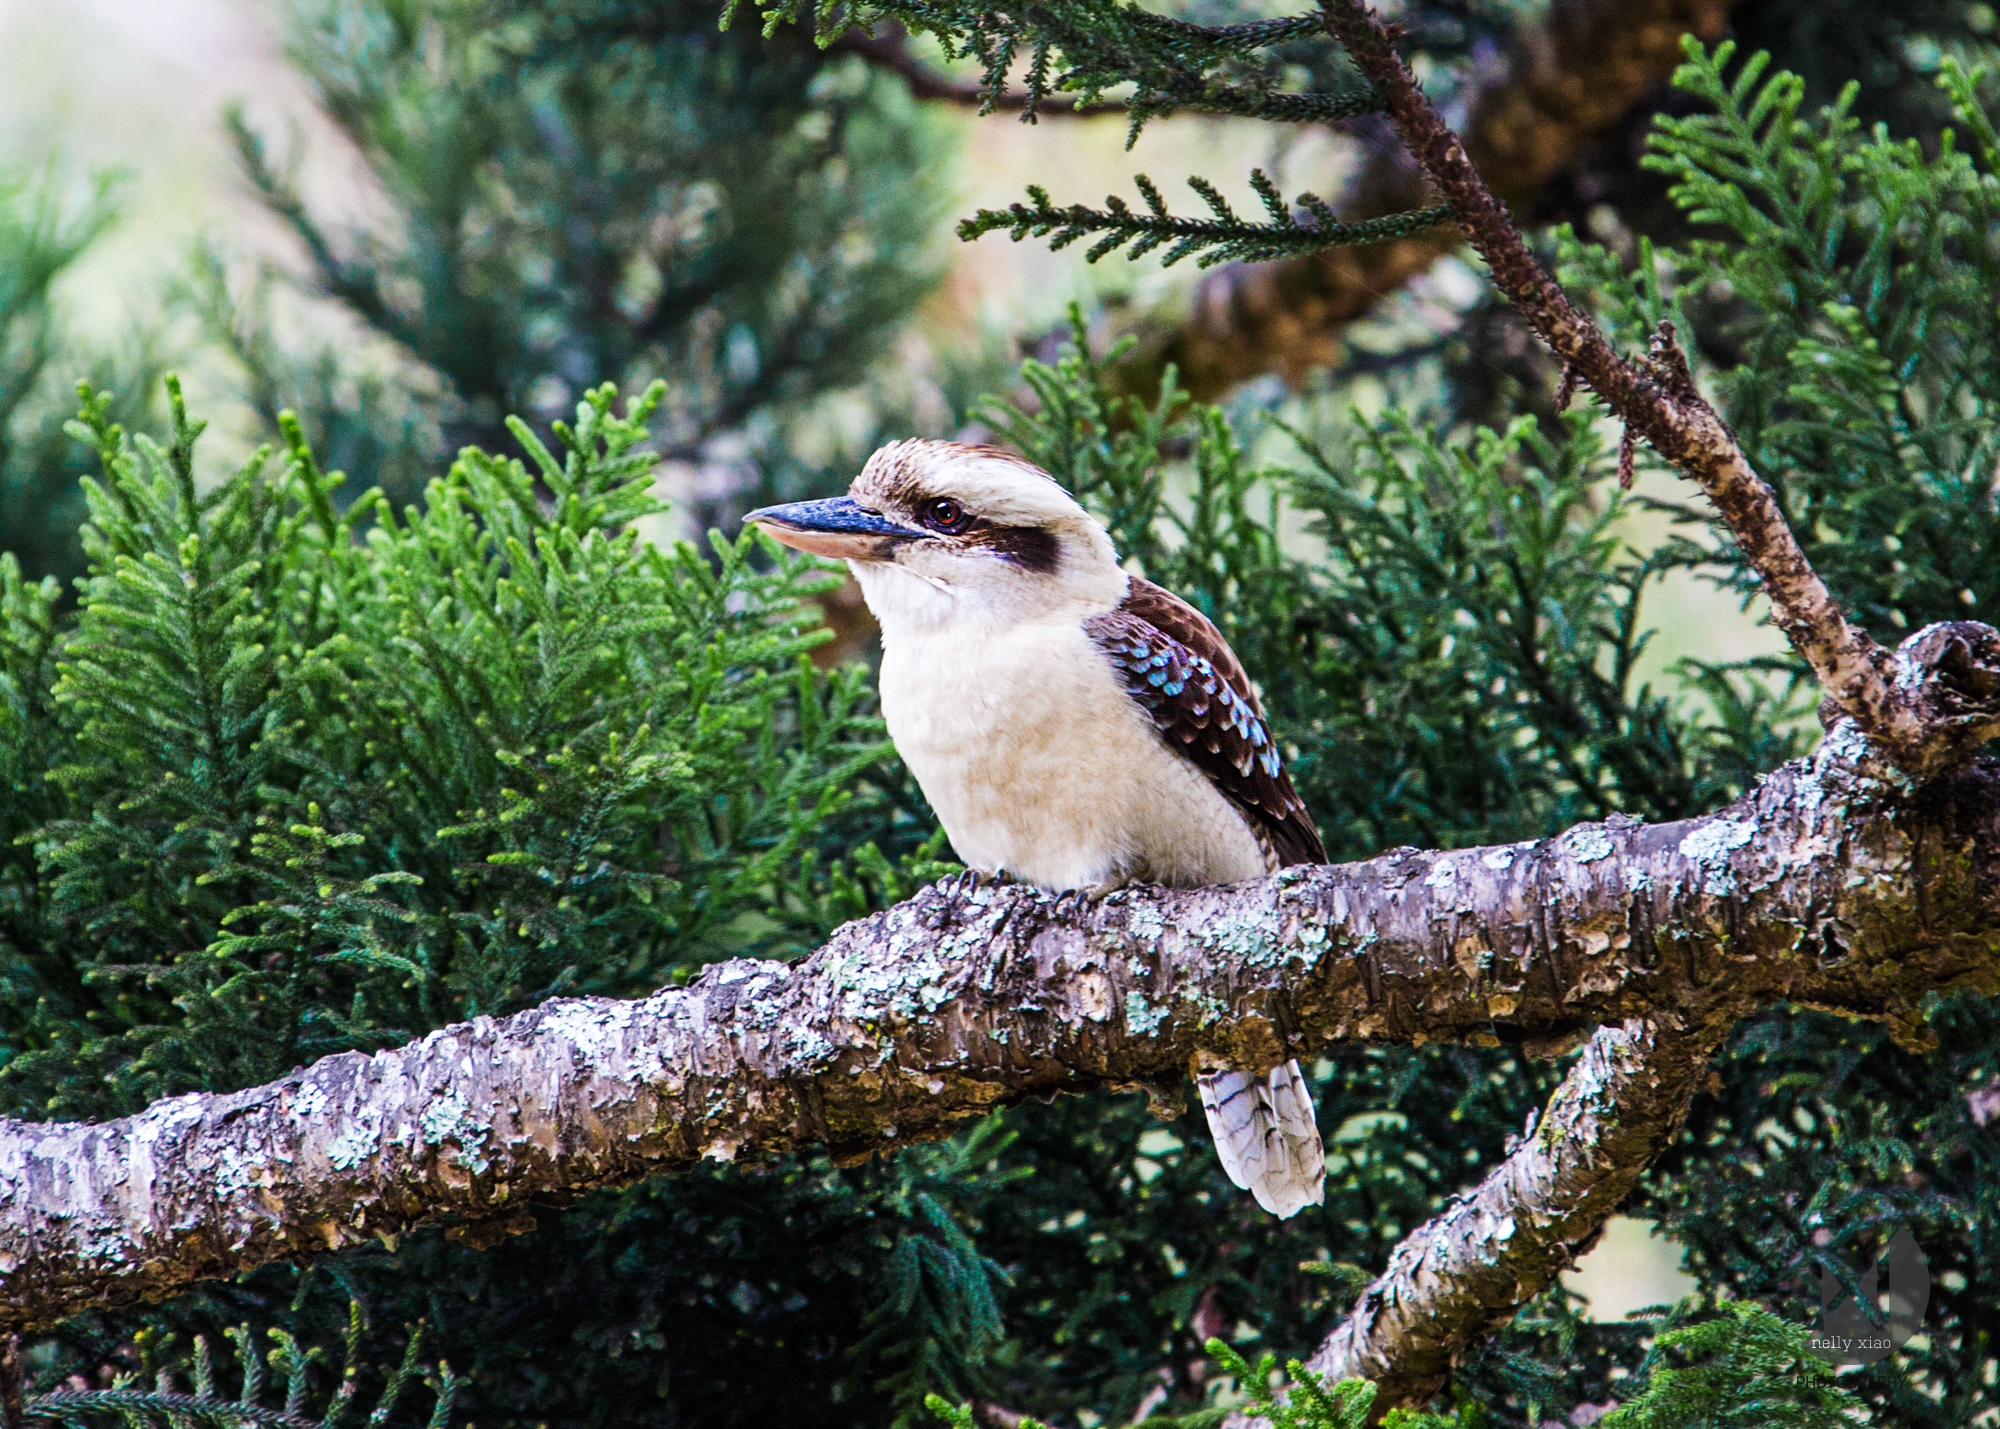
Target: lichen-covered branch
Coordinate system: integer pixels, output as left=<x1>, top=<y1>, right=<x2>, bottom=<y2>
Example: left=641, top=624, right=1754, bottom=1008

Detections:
left=6, top=630, right=2000, bottom=1332
left=1301, top=1017, right=1727, bottom=1412
left=1112, top=0, right=1741, bottom=404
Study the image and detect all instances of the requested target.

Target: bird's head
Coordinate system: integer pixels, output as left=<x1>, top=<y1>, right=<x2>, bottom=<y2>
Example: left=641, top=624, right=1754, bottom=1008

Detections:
left=743, top=440, right=1125, bottom=633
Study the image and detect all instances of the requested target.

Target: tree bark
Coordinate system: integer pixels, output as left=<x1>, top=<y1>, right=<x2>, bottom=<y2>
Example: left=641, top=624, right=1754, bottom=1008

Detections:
left=6, top=678, right=2000, bottom=1334
left=1300, top=1016, right=1725, bottom=1408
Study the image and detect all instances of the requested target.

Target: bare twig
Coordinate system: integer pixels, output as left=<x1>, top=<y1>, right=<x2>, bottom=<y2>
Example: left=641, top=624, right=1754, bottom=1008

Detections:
left=833, top=26, right=1035, bottom=110
left=1112, top=0, right=1743, bottom=403
left=835, top=18, right=1372, bottom=126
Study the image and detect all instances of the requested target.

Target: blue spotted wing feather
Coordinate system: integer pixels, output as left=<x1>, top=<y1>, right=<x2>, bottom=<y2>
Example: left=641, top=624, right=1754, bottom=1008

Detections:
left=1085, top=577, right=1326, bottom=868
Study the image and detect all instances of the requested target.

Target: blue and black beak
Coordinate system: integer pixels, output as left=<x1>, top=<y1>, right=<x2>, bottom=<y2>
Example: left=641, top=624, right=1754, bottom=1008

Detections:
left=742, top=496, right=925, bottom=562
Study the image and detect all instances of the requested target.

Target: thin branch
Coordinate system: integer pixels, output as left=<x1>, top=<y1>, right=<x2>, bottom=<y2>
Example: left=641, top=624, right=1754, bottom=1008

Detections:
left=833, top=27, right=1035, bottom=110
left=5, top=635, right=2000, bottom=1332
left=1316, top=0, right=1993, bottom=777
left=834, top=17, right=1372, bottom=124
left=1111, top=0, right=1744, bottom=403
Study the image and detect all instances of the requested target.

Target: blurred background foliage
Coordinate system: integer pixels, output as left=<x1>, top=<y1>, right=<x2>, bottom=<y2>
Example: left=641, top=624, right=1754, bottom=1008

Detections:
left=2, top=0, right=1999, bottom=1426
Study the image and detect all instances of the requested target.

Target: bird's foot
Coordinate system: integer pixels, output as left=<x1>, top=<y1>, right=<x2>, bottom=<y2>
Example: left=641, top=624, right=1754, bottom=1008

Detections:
left=1049, top=884, right=1110, bottom=919
left=944, top=866, right=1011, bottom=898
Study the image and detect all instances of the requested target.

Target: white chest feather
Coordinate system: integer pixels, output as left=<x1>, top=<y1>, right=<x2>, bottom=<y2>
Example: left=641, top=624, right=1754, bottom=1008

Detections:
left=875, top=617, right=1268, bottom=890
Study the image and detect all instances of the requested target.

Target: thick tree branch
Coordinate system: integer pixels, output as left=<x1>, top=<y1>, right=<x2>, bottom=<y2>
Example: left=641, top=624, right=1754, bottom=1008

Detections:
left=5, top=631, right=2000, bottom=1332
left=1111, top=0, right=1741, bottom=404
left=1213, top=1016, right=1722, bottom=1427
left=1301, top=1016, right=1726, bottom=1413
left=1318, top=0, right=1999, bottom=779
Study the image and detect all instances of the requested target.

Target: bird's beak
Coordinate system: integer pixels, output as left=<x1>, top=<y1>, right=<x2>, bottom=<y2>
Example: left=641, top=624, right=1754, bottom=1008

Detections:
left=742, top=497, right=925, bottom=562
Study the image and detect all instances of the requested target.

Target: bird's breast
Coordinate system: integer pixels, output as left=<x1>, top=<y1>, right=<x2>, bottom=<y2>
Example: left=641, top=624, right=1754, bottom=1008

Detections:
left=877, top=621, right=1267, bottom=889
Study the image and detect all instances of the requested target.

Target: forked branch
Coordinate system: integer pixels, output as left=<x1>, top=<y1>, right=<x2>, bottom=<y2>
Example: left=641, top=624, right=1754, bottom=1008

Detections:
left=6, top=665, right=2000, bottom=1335
left=1230, top=9, right=2000, bottom=1410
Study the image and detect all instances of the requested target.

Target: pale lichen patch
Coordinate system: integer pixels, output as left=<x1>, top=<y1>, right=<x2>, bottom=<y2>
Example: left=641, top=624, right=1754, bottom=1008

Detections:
left=129, top=1095, right=205, bottom=1147
left=1679, top=818, right=1757, bottom=894
left=212, top=1142, right=265, bottom=1196
left=1122, top=899, right=1168, bottom=942
left=1198, top=901, right=1290, bottom=969
left=541, top=998, right=639, bottom=1069
left=327, top=1124, right=381, bottom=1171
left=417, top=1089, right=494, bottom=1173
left=1125, top=990, right=1169, bottom=1037
left=1563, top=828, right=1615, bottom=864
left=784, top=1024, right=837, bottom=1064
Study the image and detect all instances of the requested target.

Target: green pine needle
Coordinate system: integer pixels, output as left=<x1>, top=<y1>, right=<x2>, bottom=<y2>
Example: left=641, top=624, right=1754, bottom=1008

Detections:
left=959, top=172, right=1451, bottom=268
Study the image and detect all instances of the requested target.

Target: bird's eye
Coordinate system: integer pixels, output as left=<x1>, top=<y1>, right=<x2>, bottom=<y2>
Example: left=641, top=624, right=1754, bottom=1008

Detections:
left=921, top=497, right=968, bottom=531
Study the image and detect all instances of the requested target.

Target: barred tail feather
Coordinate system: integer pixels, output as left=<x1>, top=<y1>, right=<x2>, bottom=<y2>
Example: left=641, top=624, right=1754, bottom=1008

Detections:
left=1196, top=1058, right=1326, bottom=1218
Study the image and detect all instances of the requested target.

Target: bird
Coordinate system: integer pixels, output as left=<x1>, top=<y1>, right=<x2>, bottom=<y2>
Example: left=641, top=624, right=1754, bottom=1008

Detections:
left=743, top=439, right=1327, bottom=1218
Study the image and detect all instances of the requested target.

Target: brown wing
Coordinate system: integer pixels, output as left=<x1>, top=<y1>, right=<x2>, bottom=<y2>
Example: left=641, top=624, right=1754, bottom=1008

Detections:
left=1085, top=577, right=1326, bottom=868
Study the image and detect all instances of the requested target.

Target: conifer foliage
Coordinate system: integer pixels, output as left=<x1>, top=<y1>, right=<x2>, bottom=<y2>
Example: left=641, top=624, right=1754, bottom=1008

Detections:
left=0, top=170, right=158, bottom=595
left=0, top=374, right=964, bottom=1426
left=0, top=376, right=904, bottom=1119
left=6, top=4, right=2000, bottom=1429
left=16, top=1302, right=457, bottom=1428
left=215, top=0, right=952, bottom=501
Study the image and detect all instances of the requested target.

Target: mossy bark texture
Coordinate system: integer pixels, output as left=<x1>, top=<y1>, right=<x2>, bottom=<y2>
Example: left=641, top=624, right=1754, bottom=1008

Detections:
left=4, top=710, right=1999, bottom=1335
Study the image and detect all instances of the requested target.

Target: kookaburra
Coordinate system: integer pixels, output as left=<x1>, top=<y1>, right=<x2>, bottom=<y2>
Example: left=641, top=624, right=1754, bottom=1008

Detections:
left=744, top=440, right=1327, bottom=1218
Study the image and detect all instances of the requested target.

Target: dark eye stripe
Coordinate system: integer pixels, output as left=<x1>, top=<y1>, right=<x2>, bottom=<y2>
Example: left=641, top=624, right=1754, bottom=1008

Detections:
left=907, top=497, right=1060, bottom=575
left=969, top=525, right=1059, bottom=574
